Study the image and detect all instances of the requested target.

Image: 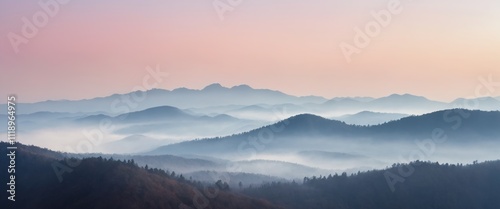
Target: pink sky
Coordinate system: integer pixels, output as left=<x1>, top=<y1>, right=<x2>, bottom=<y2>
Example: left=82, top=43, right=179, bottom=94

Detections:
left=1, top=0, right=499, bottom=103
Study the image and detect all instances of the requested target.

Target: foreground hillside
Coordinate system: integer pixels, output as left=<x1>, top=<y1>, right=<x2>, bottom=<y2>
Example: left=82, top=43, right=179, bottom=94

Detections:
left=244, top=160, right=500, bottom=209
left=0, top=142, right=281, bottom=209
left=2, top=142, right=500, bottom=209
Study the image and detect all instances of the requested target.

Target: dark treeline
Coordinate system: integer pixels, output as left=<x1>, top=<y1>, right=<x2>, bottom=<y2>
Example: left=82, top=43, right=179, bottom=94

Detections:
left=243, top=160, right=500, bottom=209
left=0, top=142, right=280, bottom=209
left=3, top=142, right=500, bottom=209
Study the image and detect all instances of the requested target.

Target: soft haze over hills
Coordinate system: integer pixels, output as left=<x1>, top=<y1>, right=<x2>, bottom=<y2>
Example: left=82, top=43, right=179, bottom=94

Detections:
left=2, top=84, right=499, bottom=116
left=1, top=84, right=499, bottom=157
left=3, top=0, right=499, bottom=208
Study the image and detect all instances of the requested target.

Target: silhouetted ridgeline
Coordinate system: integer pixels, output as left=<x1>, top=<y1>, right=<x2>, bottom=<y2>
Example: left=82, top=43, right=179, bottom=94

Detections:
left=1, top=143, right=500, bottom=209
left=0, top=142, right=281, bottom=209
left=149, top=109, right=500, bottom=156
left=244, top=160, right=500, bottom=209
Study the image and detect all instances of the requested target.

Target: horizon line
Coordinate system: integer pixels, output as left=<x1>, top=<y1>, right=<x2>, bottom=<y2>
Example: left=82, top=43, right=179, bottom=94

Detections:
left=3, top=83, right=499, bottom=105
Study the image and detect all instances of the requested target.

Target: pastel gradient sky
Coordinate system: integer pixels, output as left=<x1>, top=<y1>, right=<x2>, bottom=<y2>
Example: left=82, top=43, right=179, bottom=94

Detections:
left=1, top=0, right=499, bottom=103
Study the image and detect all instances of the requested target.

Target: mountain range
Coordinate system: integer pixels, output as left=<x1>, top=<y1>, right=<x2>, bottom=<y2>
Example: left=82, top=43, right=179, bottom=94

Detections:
left=3, top=142, right=500, bottom=209
left=146, top=109, right=500, bottom=172
left=2, top=84, right=499, bottom=115
left=0, top=84, right=325, bottom=114
left=1, top=84, right=499, bottom=186
left=149, top=109, right=500, bottom=156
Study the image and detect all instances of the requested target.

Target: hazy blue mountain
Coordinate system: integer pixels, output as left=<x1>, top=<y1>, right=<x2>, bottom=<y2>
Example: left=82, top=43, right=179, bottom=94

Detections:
left=368, top=94, right=446, bottom=111
left=187, top=103, right=309, bottom=122
left=266, top=103, right=308, bottom=112
left=185, top=104, right=247, bottom=116
left=371, top=93, right=440, bottom=105
left=0, top=111, right=88, bottom=133
left=148, top=109, right=500, bottom=158
left=9, top=106, right=270, bottom=153
left=76, top=106, right=203, bottom=124
left=451, top=97, right=500, bottom=111
left=320, top=94, right=448, bottom=115
left=369, top=109, right=500, bottom=139
left=4, top=84, right=498, bottom=117
left=75, top=114, right=114, bottom=124
left=115, top=106, right=195, bottom=122
left=321, top=98, right=365, bottom=110
left=329, top=97, right=376, bottom=102
left=1, top=83, right=328, bottom=114
left=4, top=82, right=499, bottom=118
left=19, top=111, right=85, bottom=121
left=75, top=105, right=267, bottom=140
left=100, top=135, right=167, bottom=154
left=0, top=95, right=128, bottom=115
left=145, top=114, right=353, bottom=156
left=333, top=111, right=408, bottom=125
left=224, top=105, right=293, bottom=121
left=227, top=105, right=270, bottom=113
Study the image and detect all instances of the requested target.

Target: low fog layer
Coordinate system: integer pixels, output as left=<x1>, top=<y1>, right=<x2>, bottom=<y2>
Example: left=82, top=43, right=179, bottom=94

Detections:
left=1, top=90, right=499, bottom=182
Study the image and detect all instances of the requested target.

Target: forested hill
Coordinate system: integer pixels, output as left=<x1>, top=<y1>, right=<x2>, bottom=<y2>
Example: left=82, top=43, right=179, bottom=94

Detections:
left=243, top=160, right=500, bottom=209
left=0, top=142, right=282, bottom=209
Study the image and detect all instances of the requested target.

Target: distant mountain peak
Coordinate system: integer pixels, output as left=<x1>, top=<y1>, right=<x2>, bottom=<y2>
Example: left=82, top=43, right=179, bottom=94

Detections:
left=116, top=105, right=188, bottom=120
left=285, top=113, right=331, bottom=123
left=381, top=93, right=430, bottom=101
left=202, top=83, right=225, bottom=91
left=231, top=84, right=253, bottom=90
left=146, top=88, right=169, bottom=93
left=172, top=87, right=191, bottom=92
left=453, top=96, right=500, bottom=102
left=142, top=105, right=183, bottom=112
left=387, top=93, right=417, bottom=98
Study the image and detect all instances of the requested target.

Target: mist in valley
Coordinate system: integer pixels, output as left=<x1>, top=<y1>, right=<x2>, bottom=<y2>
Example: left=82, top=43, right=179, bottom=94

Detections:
left=2, top=89, right=499, bottom=188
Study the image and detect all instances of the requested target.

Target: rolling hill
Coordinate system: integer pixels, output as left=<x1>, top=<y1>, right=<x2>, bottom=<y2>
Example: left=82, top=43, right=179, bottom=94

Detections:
left=244, top=160, right=500, bottom=209
left=0, top=142, right=282, bottom=209
left=333, top=111, right=408, bottom=125
left=148, top=109, right=500, bottom=157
